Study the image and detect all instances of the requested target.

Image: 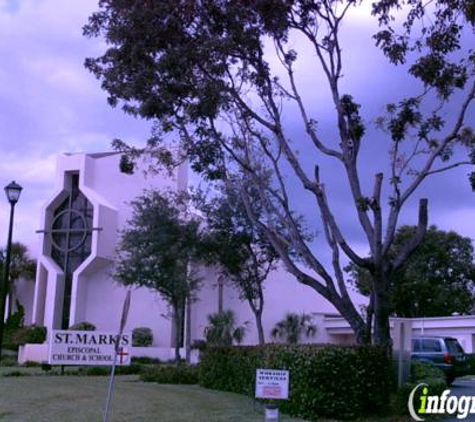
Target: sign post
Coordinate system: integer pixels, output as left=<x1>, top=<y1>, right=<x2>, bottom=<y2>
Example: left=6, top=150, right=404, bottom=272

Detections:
left=255, top=369, right=290, bottom=421
left=103, top=289, right=132, bottom=422
left=49, top=331, right=131, bottom=366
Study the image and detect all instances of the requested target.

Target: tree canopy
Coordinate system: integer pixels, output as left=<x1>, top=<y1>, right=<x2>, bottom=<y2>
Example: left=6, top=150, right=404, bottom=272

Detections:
left=114, top=190, right=204, bottom=362
left=85, top=0, right=475, bottom=347
left=196, top=183, right=279, bottom=344
left=349, top=225, right=475, bottom=317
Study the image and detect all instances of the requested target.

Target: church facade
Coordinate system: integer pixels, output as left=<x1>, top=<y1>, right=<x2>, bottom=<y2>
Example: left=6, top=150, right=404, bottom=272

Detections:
left=19, top=151, right=365, bottom=363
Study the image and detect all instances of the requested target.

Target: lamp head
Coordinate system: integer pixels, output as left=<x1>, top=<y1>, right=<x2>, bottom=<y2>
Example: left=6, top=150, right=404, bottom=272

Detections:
left=4, top=181, right=22, bottom=205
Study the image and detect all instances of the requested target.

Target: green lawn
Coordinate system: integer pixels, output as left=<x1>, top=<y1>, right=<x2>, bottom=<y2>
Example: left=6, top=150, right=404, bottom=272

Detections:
left=0, top=375, right=308, bottom=422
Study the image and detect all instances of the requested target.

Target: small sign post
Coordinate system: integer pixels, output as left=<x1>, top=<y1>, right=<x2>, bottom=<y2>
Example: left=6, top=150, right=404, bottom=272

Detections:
left=103, top=289, right=132, bottom=422
left=255, top=369, right=290, bottom=422
left=255, top=369, right=289, bottom=400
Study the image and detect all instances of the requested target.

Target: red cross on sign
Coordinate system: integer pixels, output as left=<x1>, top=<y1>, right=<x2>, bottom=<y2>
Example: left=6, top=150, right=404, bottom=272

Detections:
left=117, top=347, right=129, bottom=364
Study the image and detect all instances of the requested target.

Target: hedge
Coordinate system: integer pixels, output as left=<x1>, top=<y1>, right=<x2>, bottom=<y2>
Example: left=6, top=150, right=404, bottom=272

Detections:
left=394, top=361, right=447, bottom=415
left=12, top=325, right=47, bottom=346
left=199, top=344, right=392, bottom=420
left=466, top=353, right=475, bottom=375
left=140, top=364, right=199, bottom=384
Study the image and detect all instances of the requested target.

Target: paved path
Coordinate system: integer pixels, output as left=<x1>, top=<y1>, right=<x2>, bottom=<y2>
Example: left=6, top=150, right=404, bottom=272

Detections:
left=440, top=378, right=475, bottom=421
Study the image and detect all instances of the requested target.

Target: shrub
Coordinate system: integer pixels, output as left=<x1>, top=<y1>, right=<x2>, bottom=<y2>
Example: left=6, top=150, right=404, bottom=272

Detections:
left=115, top=363, right=143, bottom=375
left=86, top=366, right=110, bottom=376
left=199, top=344, right=391, bottom=420
left=410, top=360, right=445, bottom=382
left=69, top=321, right=96, bottom=331
left=12, top=325, right=47, bottom=346
left=132, top=327, right=153, bottom=347
left=191, top=339, right=207, bottom=351
left=141, top=364, right=199, bottom=384
left=394, top=361, right=447, bottom=415
left=3, top=303, right=25, bottom=350
left=0, top=356, right=18, bottom=367
left=132, top=356, right=161, bottom=365
left=466, top=353, right=475, bottom=375
left=23, top=360, right=42, bottom=367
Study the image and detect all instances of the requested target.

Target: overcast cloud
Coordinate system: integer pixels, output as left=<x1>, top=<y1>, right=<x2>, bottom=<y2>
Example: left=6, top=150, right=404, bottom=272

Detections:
left=0, top=0, right=474, bottom=268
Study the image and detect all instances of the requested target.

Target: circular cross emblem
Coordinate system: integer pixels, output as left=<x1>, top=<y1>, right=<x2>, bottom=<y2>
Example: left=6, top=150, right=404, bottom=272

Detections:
left=50, top=209, right=89, bottom=252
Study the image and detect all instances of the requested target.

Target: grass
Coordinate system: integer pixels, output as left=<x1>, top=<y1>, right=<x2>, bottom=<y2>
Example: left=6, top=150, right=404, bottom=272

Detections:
left=0, top=374, right=308, bottom=422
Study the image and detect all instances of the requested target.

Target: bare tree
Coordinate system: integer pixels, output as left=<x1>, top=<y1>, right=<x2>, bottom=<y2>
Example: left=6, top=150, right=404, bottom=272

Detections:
left=85, top=1, right=475, bottom=347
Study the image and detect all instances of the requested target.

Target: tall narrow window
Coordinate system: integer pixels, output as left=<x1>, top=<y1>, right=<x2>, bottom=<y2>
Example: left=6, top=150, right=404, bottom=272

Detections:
left=50, top=174, right=93, bottom=329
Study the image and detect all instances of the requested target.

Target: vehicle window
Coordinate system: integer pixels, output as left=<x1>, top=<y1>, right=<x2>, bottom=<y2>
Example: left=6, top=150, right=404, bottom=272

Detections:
left=422, top=339, right=442, bottom=352
left=412, top=339, right=421, bottom=352
left=446, top=339, right=464, bottom=353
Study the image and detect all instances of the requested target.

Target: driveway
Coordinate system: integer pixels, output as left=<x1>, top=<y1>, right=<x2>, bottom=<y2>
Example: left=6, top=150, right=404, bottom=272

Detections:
left=440, top=378, right=475, bottom=421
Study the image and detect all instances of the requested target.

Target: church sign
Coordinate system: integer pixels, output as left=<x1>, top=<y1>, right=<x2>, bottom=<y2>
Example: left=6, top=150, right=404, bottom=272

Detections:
left=255, top=369, right=290, bottom=400
left=49, top=330, right=132, bottom=366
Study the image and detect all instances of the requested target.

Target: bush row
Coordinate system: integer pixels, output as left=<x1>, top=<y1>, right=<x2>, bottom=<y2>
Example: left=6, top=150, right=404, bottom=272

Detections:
left=394, top=361, right=447, bottom=415
left=140, top=364, right=199, bottom=384
left=199, top=344, right=392, bottom=420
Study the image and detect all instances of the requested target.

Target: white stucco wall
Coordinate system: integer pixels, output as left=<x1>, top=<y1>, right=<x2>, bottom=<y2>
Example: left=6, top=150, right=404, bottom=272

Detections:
left=22, top=151, right=369, bottom=363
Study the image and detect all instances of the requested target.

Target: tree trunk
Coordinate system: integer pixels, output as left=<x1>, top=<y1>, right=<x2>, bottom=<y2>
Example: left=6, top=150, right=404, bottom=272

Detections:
left=255, top=309, right=265, bottom=345
left=7, top=292, right=12, bottom=319
left=185, top=297, right=191, bottom=363
left=372, top=277, right=392, bottom=351
left=218, top=275, right=224, bottom=313
left=333, top=296, right=370, bottom=345
left=173, top=304, right=182, bottom=365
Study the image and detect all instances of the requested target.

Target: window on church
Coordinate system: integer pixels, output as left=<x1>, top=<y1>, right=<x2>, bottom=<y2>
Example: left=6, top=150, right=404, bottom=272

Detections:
left=50, top=173, right=93, bottom=329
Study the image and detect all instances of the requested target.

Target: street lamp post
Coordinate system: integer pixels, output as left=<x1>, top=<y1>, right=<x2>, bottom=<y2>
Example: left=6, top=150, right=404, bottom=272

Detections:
left=0, top=181, right=22, bottom=361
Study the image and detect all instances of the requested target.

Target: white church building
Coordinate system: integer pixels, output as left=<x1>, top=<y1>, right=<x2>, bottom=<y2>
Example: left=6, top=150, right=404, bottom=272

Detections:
left=15, top=151, right=475, bottom=363
left=18, top=151, right=366, bottom=363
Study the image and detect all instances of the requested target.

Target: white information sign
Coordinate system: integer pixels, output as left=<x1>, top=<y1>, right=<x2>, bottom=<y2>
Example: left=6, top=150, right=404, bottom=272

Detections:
left=255, top=369, right=289, bottom=400
left=49, top=330, right=132, bottom=366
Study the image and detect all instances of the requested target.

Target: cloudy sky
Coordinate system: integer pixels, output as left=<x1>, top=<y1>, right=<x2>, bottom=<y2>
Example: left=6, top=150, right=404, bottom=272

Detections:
left=0, top=0, right=154, bottom=256
left=0, top=0, right=474, bottom=264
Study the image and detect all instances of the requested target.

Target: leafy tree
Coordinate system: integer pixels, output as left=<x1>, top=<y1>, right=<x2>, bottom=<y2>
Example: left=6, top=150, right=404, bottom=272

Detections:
left=85, top=1, right=475, bottom=347
left=204, top=309, right=247, bottom=347
left=0, top=242, right=36, bottom=318
left=114, top=190, right=204, bottom=363
left=196, top=184, right=279, bottom=345
left=271, top=312, right=317, bottom=345
left=348, top=225, right=475, bottom=318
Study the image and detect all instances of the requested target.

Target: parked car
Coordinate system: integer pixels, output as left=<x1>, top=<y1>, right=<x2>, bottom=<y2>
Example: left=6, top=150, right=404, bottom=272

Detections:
left=411, top=336, right=469, bottom=384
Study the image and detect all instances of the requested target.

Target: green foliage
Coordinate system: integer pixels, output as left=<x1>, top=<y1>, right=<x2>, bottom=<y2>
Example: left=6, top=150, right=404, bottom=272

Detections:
left=68, top=321, right=96, bottom=331
left=0, top=356, right=18, bottom=367
left=348, top=225, right=475, bottom=317
left=140, top=364, right=199, bottom=384
left=410, top=360, right=445, bottom=382
left=115, top=189, right=205, bottom=362
left=199, top=344, right=391, bottom=420
left=80, top=366, right=109, bottom=376
left=84, top=0, right=475, bottom=349
left=465, top=353, right=475, bottom=374
left=132, top=327, right=154, bottom=347
left=131, top=356, right=161, bottom=365
left=195, top=183, right=279, bottom=344
left=3, top=302, right=25, bottom=350
left=204, top=310, right=247, bottom=347
left=395, top=361, right=446, bottom=415
left=271, top=313, right=317, bottom=344
left=12, top=325, right=47, bottom=346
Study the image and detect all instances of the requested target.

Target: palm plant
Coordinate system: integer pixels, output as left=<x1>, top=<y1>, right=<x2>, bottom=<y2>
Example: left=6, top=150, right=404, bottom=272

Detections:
left=271, top=312, right=317, bottom=344
left=0, top=242, right=36, bottom=318
left=204, top=310, right=247, bottom=346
